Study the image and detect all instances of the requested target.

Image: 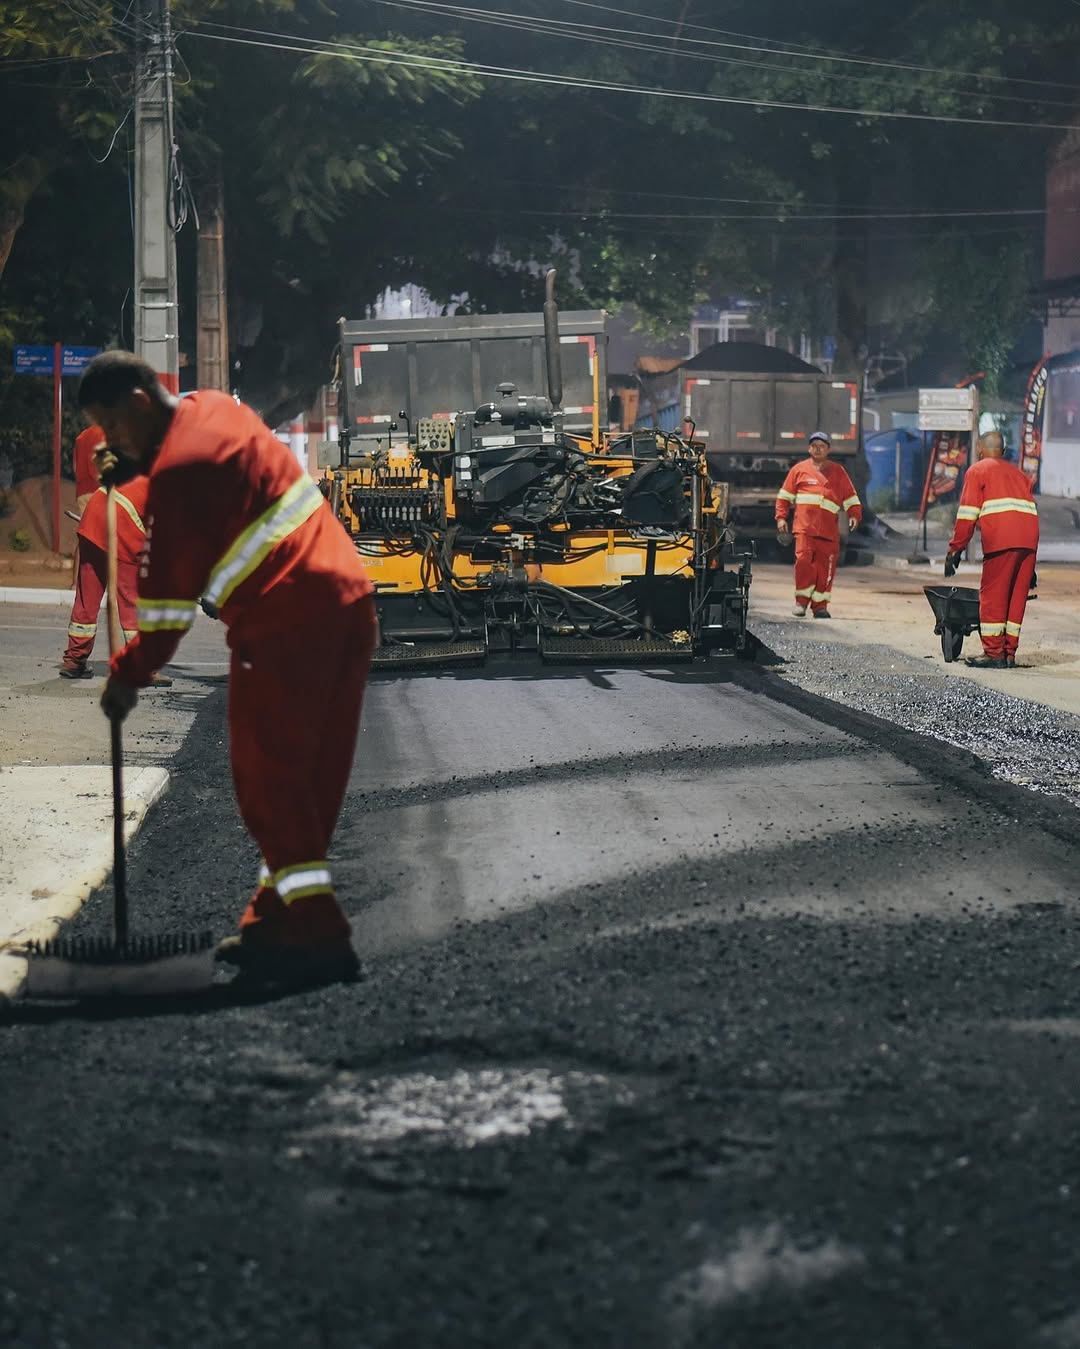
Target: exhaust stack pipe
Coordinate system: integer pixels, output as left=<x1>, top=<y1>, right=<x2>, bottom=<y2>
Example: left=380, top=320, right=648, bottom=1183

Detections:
left=543, top=268, right=563, bottom=413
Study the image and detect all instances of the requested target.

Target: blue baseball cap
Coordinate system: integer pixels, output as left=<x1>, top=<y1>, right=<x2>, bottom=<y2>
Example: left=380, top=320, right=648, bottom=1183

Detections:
left=808, top=430, right=831, bottom=446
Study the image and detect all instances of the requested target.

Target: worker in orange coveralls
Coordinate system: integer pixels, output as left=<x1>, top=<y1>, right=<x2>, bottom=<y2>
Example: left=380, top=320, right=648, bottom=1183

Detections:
left=775, top=430, right=862, bottom=619
left=944, top=430, right=1039, bottom=670
left=79, top=351, right=377, bottom=991
left=58, top=475, right=173, bottom=688
left=72, top=423, right=105, bottom=516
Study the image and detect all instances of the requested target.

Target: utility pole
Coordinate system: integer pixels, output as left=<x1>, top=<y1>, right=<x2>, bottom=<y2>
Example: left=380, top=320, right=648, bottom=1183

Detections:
left=196, top=168, right=229, bottom=390
left=134, top=0, right=179, bottom=391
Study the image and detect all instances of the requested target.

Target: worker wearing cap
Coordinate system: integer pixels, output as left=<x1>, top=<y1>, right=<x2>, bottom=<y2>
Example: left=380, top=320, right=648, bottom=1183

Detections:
left=944, top=430, right=1039, bottom=669
left=58, top=475, right=177, bottom=685
left=775, top=431, right=862, bottom=618
left=78, top=351, right=376, bottom=992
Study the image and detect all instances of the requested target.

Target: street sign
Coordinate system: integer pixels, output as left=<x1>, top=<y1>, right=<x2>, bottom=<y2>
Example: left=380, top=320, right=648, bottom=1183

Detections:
left=60, top=345, right=101, bottom=376
left=14, top=345, right=54, bottom=375
left=918, top=387, right=976, bottom=412
left=918, top=409, right=975, bottom=431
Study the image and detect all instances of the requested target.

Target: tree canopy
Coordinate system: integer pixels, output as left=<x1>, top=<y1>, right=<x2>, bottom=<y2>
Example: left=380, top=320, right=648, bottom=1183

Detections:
left=1, top=0, right=1077, bottom=437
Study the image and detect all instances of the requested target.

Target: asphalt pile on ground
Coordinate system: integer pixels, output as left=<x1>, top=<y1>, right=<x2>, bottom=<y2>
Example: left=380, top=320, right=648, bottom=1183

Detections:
left=757, top=618, right=1080, bottom=810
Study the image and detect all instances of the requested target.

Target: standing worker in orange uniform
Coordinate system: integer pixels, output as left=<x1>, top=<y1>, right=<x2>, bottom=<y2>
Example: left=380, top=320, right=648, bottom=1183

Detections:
left=944, top=430, right=1039, bottom=670
left=775, top=431, right=862, bottom=618
left=72, top=423, right=105, bottom=516
left=58, top=474, right=174, bottom=683
left=79, top=351, right=377, bottom=991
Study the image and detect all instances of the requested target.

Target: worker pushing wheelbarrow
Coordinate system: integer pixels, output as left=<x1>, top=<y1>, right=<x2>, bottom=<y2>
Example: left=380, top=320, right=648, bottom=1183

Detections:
left=922, top=429, right=1040, bottom=670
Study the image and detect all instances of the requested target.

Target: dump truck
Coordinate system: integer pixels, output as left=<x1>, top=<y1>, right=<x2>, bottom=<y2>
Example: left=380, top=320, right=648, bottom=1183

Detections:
left=321, top=274, right=755, bottom=669
left=635, top=346, right=864, bottom=540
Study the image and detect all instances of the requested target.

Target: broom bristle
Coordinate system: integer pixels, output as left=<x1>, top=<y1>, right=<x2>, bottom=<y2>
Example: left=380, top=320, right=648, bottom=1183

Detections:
left=25, top=931, right=216, bottom=965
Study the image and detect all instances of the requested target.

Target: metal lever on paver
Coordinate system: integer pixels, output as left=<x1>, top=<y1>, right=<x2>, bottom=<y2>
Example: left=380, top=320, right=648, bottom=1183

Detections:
left=20, top=485, right=216, bottom=1000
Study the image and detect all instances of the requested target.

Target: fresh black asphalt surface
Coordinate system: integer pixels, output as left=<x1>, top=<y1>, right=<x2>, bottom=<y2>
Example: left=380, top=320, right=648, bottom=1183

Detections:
left=4, top=647, right=1080, bottom=1348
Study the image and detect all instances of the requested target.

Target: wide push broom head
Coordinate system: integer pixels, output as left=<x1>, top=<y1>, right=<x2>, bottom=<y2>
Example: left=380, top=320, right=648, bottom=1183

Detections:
left=22, top=932, right=217, bottom=999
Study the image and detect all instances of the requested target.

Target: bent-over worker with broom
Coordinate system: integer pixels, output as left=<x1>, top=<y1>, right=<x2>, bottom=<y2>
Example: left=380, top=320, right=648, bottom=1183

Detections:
left=79, top=351, right=377, bottom=991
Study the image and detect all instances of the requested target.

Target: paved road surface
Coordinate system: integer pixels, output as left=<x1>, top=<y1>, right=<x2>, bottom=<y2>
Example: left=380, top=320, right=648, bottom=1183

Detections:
left=3, top=652, right=1080, bottom=1348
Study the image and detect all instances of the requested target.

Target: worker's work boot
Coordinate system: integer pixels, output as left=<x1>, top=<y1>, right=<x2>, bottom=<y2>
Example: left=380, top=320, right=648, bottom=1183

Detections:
left=1004, top=656, right=1017, bottom=668
left=966, top=654, right=1006, bottom=669
left=791, top=606, right=807, bottom=617
left=216, top=932, right=360, bottom=990
left=59, top=663, right=92, bottom=679
left=812, top=608, right=831, bottom=619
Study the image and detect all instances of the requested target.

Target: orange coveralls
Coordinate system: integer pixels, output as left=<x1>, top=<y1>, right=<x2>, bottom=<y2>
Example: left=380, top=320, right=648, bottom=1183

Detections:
left=62, top=479, right=148, bottom=673
left=73, top=424, right=104, bottom=512
left=948, top=457, right=1039, bottom=661
left=110, top=392, right=376, bottom=948
left=775, top=459, right=862, bottom=613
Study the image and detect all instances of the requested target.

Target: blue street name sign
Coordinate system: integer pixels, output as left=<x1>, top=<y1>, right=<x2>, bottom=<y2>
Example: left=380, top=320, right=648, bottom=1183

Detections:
left=61, top=346, right=102, bottom=375
left=14, top=345, right=54, bottom=375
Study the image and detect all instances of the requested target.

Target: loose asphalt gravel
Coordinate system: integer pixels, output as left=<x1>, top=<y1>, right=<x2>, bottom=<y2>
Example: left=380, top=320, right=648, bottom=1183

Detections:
left=756, top=617, right=1080, bottom=810
left=4, top=648, right=1080, bottom=1349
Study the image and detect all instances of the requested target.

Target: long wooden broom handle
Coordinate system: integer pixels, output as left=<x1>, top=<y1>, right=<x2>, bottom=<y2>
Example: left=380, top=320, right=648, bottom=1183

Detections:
left=106, top=485, right=128, bottom=947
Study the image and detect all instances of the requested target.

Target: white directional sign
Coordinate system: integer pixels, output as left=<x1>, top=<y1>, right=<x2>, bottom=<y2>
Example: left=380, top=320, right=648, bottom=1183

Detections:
left=918, top=388, right=976, bottom=432
left=918, top=387, right=976, bottom=412
left=918, top=408, right=976, bottom=431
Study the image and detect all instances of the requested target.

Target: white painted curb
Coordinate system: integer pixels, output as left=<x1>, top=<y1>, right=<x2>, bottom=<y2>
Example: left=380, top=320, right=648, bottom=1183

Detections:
left=0, top=765, right=170, bottom=1001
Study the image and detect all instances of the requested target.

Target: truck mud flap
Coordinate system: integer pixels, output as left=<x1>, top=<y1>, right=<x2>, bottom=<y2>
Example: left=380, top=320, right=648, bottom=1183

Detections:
left=372, top=640, right=488, bottom=670
left=539, top=636, right=694, bottom=665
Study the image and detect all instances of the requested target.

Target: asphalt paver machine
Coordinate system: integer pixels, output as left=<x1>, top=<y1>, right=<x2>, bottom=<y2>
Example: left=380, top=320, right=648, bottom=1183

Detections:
left=323, top=273, right=754, bottom=669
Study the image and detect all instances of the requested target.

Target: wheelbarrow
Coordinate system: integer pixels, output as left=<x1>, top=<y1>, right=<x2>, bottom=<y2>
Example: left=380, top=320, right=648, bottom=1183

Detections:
left=923, top=585, right=980, bottom=663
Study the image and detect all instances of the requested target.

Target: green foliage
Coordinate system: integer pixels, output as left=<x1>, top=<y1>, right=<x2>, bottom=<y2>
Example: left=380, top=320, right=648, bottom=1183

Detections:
left=2, top=0, right=1076, bottom=411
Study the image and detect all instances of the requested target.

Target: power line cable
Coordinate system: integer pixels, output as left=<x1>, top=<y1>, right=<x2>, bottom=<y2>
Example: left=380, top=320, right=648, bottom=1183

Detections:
left=181, top=24, right=1080, bottom=131
left=369, top=0, right=1080, bottom=110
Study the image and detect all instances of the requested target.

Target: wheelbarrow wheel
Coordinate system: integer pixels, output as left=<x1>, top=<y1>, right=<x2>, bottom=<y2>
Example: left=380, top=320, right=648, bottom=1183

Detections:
left=941, top=626, right=964, bottom=663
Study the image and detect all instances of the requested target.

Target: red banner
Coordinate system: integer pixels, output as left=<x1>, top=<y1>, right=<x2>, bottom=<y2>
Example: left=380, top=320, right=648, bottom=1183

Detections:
left=1021, top=358, right=1048, bottom=488
left=923, top=431, right=969, bottom=507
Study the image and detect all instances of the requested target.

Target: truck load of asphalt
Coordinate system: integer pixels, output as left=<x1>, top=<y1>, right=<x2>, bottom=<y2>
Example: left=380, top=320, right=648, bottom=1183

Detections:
left=679, top=342, right=821, bottom=374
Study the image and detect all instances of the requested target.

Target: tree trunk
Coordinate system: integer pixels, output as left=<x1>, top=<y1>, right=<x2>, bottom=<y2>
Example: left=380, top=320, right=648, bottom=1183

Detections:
left=0, top=157, right=51, bottom=283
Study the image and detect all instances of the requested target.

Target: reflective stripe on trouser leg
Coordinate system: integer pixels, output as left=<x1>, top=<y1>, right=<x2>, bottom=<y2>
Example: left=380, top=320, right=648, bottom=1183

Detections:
left=980, top=548, right=1035, bottom=658
left=803, top=537, right=838, bottom=612
left=1004, top=549, right=1036, bottom=656
left=63, top=541, right=107, bottom=667
left=273, top=861, right=333, bottom=903
left=230, top=594, right=377, bottom=946
left=793, top=535, right=818, bottom=605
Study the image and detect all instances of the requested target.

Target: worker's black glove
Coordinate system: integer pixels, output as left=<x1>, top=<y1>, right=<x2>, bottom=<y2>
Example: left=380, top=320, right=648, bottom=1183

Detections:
left=776, top=526, right=794, bottom=549
left=943, top=551, right=961, bottom=578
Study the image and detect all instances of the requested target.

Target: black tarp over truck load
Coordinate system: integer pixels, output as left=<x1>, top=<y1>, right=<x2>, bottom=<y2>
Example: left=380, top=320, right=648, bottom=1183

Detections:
left=338, top=311, right=608, bottom=453
left=635, top=343, right=863, bottom=537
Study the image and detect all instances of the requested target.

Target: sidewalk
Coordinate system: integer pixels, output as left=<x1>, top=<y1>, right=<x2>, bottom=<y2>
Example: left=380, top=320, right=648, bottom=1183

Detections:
left=749, top=558, right=1080, bottom=719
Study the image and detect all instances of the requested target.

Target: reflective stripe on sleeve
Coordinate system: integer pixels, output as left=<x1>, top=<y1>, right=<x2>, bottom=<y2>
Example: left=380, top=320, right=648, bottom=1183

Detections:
left=819, top=499, right=841, bottom=515
left=979, top=497, right=1038, bottom=517
left=776, top=489, right=796, bottom=503
left=273, top=861, right=334, bottom=903
left=202, top=477, right=324, bottom=613
left=955, top=505, right=981, bottom=521
left=137, top=598, right=198, bottom=633
left=842, top=494, right=860, bottom=510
